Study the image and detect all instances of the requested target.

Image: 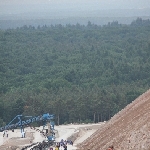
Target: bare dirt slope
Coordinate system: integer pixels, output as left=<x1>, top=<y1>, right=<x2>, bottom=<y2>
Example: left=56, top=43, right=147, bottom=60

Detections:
left=79, top=89, right=150, bottom=150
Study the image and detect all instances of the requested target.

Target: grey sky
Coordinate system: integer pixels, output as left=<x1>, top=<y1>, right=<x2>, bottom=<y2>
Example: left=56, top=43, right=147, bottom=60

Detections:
left=0, top=0, right=150, bottom=18
left=1, top=0, right=150, bottom=9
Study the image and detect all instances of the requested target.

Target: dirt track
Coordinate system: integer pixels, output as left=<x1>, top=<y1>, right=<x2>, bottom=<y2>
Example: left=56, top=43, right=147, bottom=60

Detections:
left=0, top=123, right=104, bottom=150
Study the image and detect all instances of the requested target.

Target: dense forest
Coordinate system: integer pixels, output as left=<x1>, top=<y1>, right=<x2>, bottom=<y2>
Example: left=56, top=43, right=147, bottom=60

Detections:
left=0, top=18, right=150, bottom=126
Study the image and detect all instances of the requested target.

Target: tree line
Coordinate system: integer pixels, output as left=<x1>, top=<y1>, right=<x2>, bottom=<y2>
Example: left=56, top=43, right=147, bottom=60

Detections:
left=0, top=18, right=150, bottom=126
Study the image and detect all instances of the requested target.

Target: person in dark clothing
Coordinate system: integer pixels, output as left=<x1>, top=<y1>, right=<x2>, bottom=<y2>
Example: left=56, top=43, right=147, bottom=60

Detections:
left=63, top=144, right=67, bottom=150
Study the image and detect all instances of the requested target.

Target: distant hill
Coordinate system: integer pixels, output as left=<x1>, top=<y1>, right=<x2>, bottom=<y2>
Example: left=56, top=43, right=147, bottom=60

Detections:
left=0, top=7, right=150, bottom=29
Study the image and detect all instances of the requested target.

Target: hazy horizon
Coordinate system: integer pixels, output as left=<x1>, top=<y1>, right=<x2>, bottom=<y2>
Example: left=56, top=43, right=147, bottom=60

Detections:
left=0, top=0, right=150, bottom=29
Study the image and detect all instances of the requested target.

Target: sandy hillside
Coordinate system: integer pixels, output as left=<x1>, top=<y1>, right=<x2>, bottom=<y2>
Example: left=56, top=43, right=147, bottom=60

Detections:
left=79, top=89, right=150, bottom=150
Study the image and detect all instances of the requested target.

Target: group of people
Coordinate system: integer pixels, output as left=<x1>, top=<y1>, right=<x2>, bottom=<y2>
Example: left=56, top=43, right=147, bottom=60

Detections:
left=53, top=139, right=73, bottom=150
left=55, top=144, right=67, bottom=150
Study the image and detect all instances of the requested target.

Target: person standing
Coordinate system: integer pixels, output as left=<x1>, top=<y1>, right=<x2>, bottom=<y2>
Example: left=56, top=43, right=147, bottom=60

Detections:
left=55, top=145, right=59, bottom=150
left=5, top=130, right=8, bottom=137
left=3, top=130, right=5, bottom=137
left=59, top=143, right=64, bottom=150
left=63, top=145, right=67, bottom=150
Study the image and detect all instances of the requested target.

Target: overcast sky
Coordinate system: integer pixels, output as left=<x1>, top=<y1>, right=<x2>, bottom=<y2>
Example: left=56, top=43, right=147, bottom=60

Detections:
left=0, top=0, right=150, bottom=16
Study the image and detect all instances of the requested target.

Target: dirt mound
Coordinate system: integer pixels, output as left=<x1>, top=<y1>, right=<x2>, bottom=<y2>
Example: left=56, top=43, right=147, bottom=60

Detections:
left=79, top=89, right=150, bottom=150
